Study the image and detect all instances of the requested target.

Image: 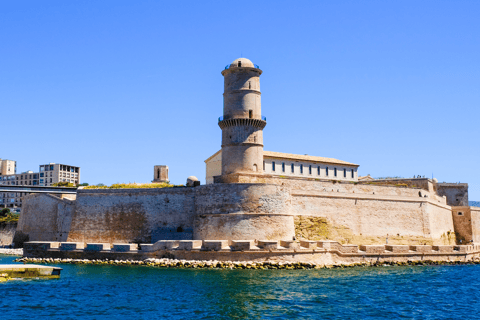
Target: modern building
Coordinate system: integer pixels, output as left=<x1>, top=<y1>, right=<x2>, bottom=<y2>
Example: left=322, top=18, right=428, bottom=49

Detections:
left=0, top=160, right=80, bottom=209
left=0, top=159, right=16, bottom=175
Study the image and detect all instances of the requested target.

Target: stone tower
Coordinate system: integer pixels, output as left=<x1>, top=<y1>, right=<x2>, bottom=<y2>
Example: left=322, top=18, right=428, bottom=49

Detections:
left=219, top=58, right=266, bottom=176
left=153, top=165, right=168, bottom=183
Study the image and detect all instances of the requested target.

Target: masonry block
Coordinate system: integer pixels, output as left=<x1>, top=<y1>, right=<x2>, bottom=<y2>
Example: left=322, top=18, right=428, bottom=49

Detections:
left=409, top=245, right=433, bottom=253
left=85, top=243, right=110, bottom=251
left=60, top=242, right=85, bottom=251
left=153, top=240, right=180, bottom=250
left=279, top=240, right=297, bottom=249
left=300, top=240, right=317, bottom=249
left=231, top=240, right=257, bottom=251
left=178, top=240, right=202, bottom=250
left=257, top=240, right=279, bottom=250
left=202, top=240, right=229, bottom=251
left=24, top=241, right=60, bottom=251
left=317, top=240, right=341, bottom=251
left=112, top=243, right=138, bottom=252
left=385, top=245, right=410, bottom=253
left=454, top=245, right=469, bottom=253
left=139, top=244, right=155, bottom=252
left=359, top=245, right=385, bottom=254
left=432, top=245, right=454, bottom=253
left=340, top=244, right=359, bottom=253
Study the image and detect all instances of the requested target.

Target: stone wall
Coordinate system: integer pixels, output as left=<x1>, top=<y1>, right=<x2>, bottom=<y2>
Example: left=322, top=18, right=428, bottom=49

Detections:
left=67, top=188, right=196, bottom=244
left=0, top=223, right=17, bottom=246
left=436, top=183, right=469, bottom=206
left=15, top=193, right=75, bottom=245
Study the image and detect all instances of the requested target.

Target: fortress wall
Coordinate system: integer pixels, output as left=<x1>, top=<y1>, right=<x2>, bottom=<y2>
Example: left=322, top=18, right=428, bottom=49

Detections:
left=290, top=192, right=454, bottom=245
left=15, top=194, right=75, bottom=245
left=67, top=188, right=196, bottom=244
left=222, top=173, right=434, bottom=198
left=193, top=183, right=294, bottom=240
left=452, top=206, right=480, bottom=243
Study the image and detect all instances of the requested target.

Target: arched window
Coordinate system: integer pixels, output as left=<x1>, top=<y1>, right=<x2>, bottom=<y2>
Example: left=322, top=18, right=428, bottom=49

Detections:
left=157, top=169, right=160, bottom=179
left=253, top=164, right=258, bottom=172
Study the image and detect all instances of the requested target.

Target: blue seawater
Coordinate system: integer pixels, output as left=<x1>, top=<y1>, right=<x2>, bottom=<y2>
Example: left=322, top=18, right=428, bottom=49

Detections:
left=1, top=255, right=480, bottom=319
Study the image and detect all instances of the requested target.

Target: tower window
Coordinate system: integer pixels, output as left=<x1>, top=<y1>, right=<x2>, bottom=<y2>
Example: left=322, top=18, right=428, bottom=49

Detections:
left=272, top=161, right=276, bottom=172
left=334, top=168, right=337, bottom=177
left=238, top=61, right=242, bottom=67
left=326, top=167, right=329, bottom=176
left=291, top=164, right=294, bottom=173
left=157, top=169, right=160, bottom=179
left=344, top=169, right=347, bottom=178
left=300, top=164, right=303, bottom=174
left=317, top=166, right=320, bottom=175
left=249, top=110, right=253, bottom=119
left=282, top=163, right=285, bottom=172
left=351, top=170, right=354, bottom=178
left=263, top=161, right=265, bottom=171
left=309, top=165, right=312, bottom=175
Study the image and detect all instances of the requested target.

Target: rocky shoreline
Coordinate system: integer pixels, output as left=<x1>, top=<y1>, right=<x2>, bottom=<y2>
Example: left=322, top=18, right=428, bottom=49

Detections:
left=14, top=257, right=480, bottom=269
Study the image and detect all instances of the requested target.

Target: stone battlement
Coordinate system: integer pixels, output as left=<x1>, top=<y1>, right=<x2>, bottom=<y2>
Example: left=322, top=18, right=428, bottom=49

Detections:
left=24, top=240, right=480, bottom=262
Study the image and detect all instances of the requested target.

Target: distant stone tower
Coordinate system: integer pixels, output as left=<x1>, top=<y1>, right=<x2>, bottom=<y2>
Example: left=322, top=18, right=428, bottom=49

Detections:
left=153, top=165, right=168, bottom=183
left=219, top=58, right=266, bottom=176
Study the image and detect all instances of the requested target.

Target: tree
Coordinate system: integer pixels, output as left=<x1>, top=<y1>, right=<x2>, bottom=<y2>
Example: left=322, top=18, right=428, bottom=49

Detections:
left=0, top=208, right=10, bottom=217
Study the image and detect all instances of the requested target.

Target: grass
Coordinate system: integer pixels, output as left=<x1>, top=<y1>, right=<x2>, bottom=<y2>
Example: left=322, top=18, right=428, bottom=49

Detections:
left=0, top=213, right=19, bottom=224
left=84, top=182, right=183, bottom=189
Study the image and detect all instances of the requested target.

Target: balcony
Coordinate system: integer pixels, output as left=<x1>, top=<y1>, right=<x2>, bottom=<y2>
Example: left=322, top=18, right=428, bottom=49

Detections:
left=218, top=115, right=266, bottom=122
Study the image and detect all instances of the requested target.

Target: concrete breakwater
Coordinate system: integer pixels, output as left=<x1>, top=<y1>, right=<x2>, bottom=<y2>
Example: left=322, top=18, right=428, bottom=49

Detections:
left=0, top=248, right=23, bottom=255
left=23, top=240, right=480, bottom=267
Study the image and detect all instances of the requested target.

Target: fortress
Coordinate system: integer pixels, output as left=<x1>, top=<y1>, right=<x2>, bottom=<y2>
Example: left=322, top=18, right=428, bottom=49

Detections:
left=15, top=58, right=480, bottom=264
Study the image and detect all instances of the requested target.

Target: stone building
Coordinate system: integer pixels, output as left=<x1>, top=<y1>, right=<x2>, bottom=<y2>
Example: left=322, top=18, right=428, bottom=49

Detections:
left=152, top=165, right=169, bottom=183
left=205, top=150, right=359, bottom=184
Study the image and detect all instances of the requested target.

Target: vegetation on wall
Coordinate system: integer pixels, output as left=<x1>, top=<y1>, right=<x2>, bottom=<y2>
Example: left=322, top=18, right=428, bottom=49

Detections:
left=84, top=182, right=183, bottom=189
left=52, top=182, right=76, bottom=187
left=0, top=209, right=19, bottom=224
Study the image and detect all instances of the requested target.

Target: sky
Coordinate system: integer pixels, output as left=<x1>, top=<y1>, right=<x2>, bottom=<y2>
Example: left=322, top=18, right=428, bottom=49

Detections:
left=1, top=1, right=479, bottom=199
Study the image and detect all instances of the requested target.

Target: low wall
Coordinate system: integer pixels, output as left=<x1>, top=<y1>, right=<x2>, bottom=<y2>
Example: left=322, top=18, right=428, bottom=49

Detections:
left=23, top=240, right=480, bottom=266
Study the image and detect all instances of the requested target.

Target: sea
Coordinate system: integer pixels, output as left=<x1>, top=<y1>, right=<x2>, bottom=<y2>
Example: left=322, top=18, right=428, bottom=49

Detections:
left=1, top=255, right=479, bottom=319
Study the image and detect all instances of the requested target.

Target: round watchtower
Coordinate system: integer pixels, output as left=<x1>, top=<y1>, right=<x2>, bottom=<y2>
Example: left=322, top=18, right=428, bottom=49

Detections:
left=219, top=58, right=266, bottom=175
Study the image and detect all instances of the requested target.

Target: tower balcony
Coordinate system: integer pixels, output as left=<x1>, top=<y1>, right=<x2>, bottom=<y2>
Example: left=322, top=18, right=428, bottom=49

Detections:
left=218, top=116, right=267, bottom=130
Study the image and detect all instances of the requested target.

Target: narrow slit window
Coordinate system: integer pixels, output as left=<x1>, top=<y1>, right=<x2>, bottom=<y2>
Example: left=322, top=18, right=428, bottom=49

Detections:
left=291, top=164, right=294, bottom=173
left=351, top=169, right=354, bottom=178
left=309, top=165, right=312, bottom=175
left=334, top=168, right=337, bottom=177
left=272, top=161, right=276, bottom=172
left=282, top=163, right=285, bottom=172
left=300, top=164, right=303, bottom=174
left=249, top=110, right=253, bottom=118
left=326, top=167, right=329, bottom=176
left=344, top=169, right=347, bottom=178
left=263, top=161, right=265, bottom=171
left=317, top=166, right=320, bottom=175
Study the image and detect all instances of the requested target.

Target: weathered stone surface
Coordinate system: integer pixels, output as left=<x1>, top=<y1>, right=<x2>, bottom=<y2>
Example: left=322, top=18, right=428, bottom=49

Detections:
left=85, top=243, right=110, bottom=251
left=300, top=240, right=317, bottom=249
left=177, top=240, right=202, bottom=250
left=202, top=240, right=229, bottom=251
left=257, top=240, right=278, bottom=250
left=385, top=245, right=410, bottom=253
left=360, top=245, right=385, bottom=254
left=60, top=242, right=84, bottom=251
left=112, top=243, right=137, bottom=252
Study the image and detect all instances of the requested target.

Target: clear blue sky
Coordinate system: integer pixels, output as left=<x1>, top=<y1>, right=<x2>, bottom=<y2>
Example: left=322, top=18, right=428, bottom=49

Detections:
left=1, top=1, right=479, bottom=199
